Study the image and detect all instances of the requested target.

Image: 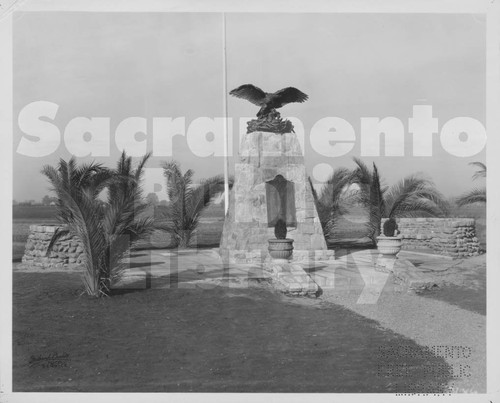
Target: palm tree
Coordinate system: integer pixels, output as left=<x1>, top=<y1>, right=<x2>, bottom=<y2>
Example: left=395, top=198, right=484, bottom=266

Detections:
left=456, top=162, right=486, bottom=207
left=352, top=158, right=449, bottom=246
left=308, top=167, right=353, bottom=240
left=99, top=152, right=155, bottom=291
left=159, top=160, right=232, bottom=248
left=41, top=152, right=154, bottom=297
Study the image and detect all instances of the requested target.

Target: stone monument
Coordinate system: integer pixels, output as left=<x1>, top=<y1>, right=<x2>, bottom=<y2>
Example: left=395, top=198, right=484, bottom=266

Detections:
left=219, top=84, right=334, bottom=265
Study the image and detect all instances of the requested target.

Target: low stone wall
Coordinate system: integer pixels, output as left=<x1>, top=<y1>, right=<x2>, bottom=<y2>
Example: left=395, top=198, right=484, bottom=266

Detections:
left=381, top=218, right=482, bottom=258
left=21, top=225, right=84, bottom=269
left=21, top=218, right=482, bottom=270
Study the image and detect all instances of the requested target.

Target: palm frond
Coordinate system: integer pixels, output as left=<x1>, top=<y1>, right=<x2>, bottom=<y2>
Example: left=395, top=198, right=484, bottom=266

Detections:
left=348, top=159, right=383, bottom=245
left=317, top=167, right=351, bottom=207
left=370, top=164, right=385, bottom=213
left=84, top=167, right=114, bottom=200
left=364, top=163, right=384, bottom=243
left=311, top=168, right=353, bottom=238
left=58, top=158, right=71, bottom=192
left=132, top=153, right=152, bottom=204
left=469, top=162, right=486, bottom=181
left=385, top=176, right=425, bottom=215
left=391, top=199, right=446, bottom=218
left=74, top=162, right=105, bottom=188
left=55, top=185, right=108, bottom=296
left=387, top=175, right=448, bottom=218
left=116, top=151, right=131, bottom=176
left=351, top=157, right=372, bottom=185
left=163, top=160, right=185, bottom=204
left=45, top=227, right=70, bottom=255
left=134, top=152, right=152, bottom=179
left=309, top=176, right=319, bottom=200
left=456, top=188, right=486, bottom=207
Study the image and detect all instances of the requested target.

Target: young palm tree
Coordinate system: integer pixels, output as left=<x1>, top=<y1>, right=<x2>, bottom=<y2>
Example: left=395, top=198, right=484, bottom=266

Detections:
left=350, top=158, right=386, bottom=245
left=159, top=160, right=232, bottom=248
left=308, top=167, right=352, bottom=240
left=352, top=157, right=448, bottom=245
left=41, top=152, right=154, bottom=297
left=456, top=162, right=486, bottom=207
left=99, top=152, right=155, bottom=292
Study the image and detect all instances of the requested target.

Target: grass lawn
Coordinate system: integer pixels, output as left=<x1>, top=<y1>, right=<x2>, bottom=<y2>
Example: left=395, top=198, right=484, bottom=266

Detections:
left=13, top=272, right=453, bottom=393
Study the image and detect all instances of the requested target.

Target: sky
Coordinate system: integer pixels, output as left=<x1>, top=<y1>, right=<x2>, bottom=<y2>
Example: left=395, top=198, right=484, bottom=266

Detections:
left=12, top=12, right=486, bottom=201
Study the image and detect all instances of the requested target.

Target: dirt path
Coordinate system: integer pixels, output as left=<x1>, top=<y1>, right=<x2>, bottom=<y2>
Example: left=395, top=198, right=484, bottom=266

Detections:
left=317, top=280, right=486, bottom=393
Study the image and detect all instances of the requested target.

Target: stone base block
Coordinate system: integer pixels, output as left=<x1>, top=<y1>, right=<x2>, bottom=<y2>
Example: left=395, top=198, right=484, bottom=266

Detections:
left=263, top=261, right=319, bottom=297
left=223, top=249, right=335, bottom=265
left=392, top=259, right=441, bottom=291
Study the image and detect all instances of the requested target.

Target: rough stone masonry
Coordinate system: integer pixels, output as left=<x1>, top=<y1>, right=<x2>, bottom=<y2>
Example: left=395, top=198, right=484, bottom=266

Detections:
left=219, top=130, right=334, bottom=264
left=381, top=217, right=481, bottom=258
left=21, top=225, right=84, bottom=269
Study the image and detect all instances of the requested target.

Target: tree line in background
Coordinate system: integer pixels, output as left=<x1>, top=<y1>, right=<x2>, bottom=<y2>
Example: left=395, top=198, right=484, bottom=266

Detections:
left=14, top=192, right=166, bottom=207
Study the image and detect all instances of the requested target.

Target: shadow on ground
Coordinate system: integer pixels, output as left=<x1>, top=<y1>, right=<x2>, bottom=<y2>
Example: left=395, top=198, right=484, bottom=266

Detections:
left=13, top=272, right=453, bottom=393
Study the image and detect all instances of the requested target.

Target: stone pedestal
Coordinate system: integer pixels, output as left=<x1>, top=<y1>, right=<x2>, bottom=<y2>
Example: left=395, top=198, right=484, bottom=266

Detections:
left=219, top=131, right=334, bottom=264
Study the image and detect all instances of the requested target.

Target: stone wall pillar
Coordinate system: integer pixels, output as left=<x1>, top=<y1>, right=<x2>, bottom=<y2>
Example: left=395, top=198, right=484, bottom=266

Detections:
left=21, top=225, right=85, bottom=269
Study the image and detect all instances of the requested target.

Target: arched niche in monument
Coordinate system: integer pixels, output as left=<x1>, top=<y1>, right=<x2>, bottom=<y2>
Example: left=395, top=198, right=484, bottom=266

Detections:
left=265, top=174, right=296, bottom=227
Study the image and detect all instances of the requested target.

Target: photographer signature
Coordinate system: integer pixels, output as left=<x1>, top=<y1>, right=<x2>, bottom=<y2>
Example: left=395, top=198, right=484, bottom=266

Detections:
left=29, top=352, right=70, bottom=368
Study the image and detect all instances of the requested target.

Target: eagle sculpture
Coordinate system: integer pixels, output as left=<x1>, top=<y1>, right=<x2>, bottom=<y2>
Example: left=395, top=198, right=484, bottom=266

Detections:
left=229, top=84, right=308, bottom=118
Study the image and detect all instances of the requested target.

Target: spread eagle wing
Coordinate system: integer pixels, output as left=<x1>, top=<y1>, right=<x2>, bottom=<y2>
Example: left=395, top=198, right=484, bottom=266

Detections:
left=270, top=87, right=309, bottom=108
left=229, top=84, right=267, bottom=106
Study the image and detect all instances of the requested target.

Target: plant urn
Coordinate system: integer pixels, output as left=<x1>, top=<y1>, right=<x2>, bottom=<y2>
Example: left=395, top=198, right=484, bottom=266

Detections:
left=268, top=238, right=294, bottom=262
left=376, top=235, right=403, bottom=256
left=269, top=218, right=294, bottom=261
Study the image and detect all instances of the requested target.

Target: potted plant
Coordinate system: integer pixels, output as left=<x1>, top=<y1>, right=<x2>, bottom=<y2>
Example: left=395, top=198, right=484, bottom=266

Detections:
left=268, top=219, right=294, bottom=262
left=377, top=217, right=402, bottom=256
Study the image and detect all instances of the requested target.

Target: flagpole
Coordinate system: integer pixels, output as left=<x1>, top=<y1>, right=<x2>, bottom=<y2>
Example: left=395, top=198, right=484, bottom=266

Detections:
left=222, top=12, right=229, bottom=215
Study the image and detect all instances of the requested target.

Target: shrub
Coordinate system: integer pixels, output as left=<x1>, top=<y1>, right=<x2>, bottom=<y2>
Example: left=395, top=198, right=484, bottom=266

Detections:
left=274, top=219, right=287, bottom=239
left=383, top=218, right=398, bottom=237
